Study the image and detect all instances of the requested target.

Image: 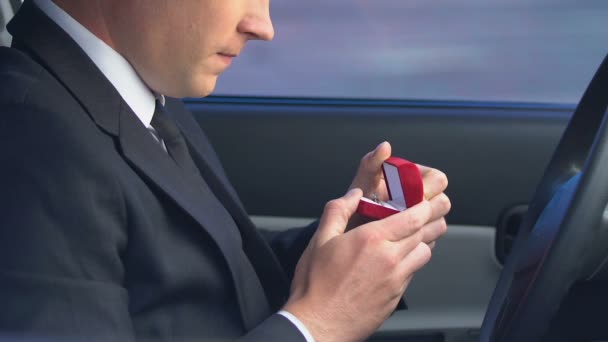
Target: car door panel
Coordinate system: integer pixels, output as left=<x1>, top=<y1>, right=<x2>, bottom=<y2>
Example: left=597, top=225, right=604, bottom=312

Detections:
left=189, top=98, right=570, bottom=226
left=189, top=97, right=571, bottom=341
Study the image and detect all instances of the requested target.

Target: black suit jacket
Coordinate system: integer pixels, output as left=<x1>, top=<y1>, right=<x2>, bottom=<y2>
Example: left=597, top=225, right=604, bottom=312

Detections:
left=0, top=1, right=316, bottom=340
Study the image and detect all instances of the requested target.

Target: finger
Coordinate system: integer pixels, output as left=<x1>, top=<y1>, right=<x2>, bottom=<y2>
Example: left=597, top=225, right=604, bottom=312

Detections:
left=428, top=193, right=452, bottom=222
left=373, top=200, right=433, bottom=242
left=421, top=218, right=448, bottom=245
left=350, top=142, right=392, bottom=198
left=368, top=142, right=391, bottom=198
left=417, top=166, right=448, bottom=200
left=316, top=188, right=363, bottom=245
left=398, top=242, right=432, bottom=279
left=391, top=226, right=425, bottom=260
left=388, top=273, right=414, bottom=309
left=362, top=141, right=392, bottom=174
left=400, top=274, right=415, bottom=298
left=417, top=163, right=432, bottom=175
left=387, top=274, right=415, bottom=309
left=345, top=212, right=374, bottom=232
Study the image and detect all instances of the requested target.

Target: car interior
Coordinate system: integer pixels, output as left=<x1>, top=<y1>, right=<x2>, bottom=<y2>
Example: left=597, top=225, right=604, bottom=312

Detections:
left=2, top=1, right=608, bottom=341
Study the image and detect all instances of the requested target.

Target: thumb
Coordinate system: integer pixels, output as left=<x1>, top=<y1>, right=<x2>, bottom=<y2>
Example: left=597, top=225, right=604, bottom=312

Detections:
left=350, top=141, right=392, bottom=193
left=367, top=141, right=392, bottom=172
left=316, top=188, right=363, bottom=245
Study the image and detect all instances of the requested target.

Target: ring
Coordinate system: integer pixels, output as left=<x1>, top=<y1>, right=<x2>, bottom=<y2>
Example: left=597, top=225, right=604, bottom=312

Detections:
left=371, top=192, right=379, bottom=203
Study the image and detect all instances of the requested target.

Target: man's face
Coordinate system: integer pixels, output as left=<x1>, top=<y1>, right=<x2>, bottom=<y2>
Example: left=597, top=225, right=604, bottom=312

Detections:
left=105, top=0, right=274, bottom=98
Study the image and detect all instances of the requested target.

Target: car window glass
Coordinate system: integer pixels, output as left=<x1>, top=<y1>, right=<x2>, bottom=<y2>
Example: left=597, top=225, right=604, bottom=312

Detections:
left=213, top=0, right=608, bottom=104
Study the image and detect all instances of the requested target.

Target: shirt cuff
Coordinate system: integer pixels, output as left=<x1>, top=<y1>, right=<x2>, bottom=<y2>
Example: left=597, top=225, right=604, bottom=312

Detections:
left=277, top=310, right=316, bottom=342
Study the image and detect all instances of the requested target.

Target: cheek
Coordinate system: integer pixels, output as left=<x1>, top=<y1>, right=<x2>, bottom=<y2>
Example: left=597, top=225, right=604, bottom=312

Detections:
left=169, top=18, right=213, bottom=69
left=170, top=56, right=218, bottom=98
left=156, top=2, right=236, bottom=97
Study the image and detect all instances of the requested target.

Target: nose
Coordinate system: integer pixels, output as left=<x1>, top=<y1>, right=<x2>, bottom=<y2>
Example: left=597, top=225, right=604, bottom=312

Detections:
left=237, top=2, right=275, bottom=41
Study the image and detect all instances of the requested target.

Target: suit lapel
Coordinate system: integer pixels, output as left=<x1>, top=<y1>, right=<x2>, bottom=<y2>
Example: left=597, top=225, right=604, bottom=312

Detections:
left=8, top=0, right=279, bottom=328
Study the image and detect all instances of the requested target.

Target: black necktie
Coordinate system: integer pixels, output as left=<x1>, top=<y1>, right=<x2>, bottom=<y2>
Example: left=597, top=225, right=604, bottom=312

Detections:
left=151, top=101, right=202, bottom=179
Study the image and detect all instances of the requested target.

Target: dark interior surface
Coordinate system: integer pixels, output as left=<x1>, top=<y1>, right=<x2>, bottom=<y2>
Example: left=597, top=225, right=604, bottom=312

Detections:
left=543, top=281, right=608, bottom=342
left=188, top=97, right=572, bottom=227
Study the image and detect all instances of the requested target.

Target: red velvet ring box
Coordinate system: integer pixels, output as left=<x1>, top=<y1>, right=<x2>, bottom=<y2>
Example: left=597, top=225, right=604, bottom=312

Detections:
left=356, top=157, right=424, bottom=220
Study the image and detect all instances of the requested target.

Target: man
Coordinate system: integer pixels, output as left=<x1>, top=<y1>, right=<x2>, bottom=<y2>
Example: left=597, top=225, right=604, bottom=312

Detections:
left=0, top=0, right=450, bottom=341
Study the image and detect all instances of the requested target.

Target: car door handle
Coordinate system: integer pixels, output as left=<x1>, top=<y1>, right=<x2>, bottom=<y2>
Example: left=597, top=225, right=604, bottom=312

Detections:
left=495, top=204, right=529, bottom=265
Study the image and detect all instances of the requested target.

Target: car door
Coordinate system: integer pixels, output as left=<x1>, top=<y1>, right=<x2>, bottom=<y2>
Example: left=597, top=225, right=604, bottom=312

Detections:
left=185, top=1, right=608, bottom=341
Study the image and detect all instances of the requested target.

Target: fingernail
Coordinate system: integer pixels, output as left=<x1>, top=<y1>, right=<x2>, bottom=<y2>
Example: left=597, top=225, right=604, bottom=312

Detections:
left=375, top=141, right=386, bottom=152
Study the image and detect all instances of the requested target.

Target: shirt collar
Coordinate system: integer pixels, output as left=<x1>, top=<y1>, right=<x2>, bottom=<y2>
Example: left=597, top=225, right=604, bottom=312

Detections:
left=33, top=0, right=165, bottom=128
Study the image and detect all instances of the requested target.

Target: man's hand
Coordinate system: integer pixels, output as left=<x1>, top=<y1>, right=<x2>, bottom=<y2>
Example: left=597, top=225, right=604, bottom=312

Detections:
left=348, top=142, right=449, bottom=244
left=284, top=184, right=450, bottom=341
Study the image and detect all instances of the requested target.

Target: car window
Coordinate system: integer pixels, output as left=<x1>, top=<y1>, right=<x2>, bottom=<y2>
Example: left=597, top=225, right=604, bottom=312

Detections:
left=213, top=0, right=608, bottom=104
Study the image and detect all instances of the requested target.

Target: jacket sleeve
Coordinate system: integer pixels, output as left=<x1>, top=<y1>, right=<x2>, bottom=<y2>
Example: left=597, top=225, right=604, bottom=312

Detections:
left=258, top=222, right=318, bottom=282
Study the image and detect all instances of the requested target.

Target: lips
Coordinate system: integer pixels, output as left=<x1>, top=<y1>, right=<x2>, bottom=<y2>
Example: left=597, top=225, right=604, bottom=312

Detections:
left=219, top=52, right=238, bottom=58
left=217, top=53, right=236, bottom=66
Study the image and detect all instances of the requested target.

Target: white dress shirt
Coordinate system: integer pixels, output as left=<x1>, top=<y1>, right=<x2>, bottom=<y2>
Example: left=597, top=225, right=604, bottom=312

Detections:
left=33, top=1, right=314, bottom=341
left=34, top=0, right=159, bottom=128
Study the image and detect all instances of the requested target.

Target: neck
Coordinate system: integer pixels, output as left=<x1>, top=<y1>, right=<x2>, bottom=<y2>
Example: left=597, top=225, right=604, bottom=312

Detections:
left=50, top=0, right=117, bottom=50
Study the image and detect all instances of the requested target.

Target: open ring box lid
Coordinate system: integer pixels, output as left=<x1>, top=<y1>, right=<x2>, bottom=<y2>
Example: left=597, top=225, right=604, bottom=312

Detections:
left=356, top=157, right=424, bottom=220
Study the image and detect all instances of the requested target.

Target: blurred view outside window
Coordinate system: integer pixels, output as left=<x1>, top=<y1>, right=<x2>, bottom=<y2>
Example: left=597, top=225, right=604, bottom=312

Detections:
left=214, top=0, right=608, bottom=104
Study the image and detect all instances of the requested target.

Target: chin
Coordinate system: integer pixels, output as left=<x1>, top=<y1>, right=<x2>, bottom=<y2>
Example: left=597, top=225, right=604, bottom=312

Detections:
left=187, top=76, right=218, bottom=99
left=161, top=76, right=217, bottom=99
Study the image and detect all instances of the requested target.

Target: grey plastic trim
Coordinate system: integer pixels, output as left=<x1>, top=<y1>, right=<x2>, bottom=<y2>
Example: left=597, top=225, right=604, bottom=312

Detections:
left=380, top=225, right=500, bottom=340
left=251, top=215, right=316, bottom=231
left=0, top=0, right=15, bottom=47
